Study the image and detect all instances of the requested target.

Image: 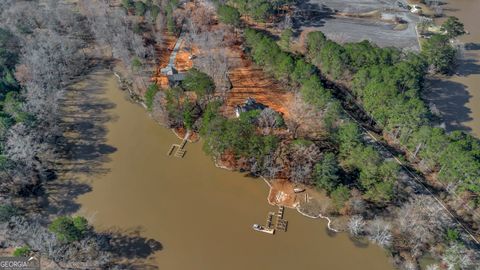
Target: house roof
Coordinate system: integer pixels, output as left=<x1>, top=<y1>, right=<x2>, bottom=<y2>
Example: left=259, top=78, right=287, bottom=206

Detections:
left=168, top=73, right=186, bottom=82
left=236, top=97, right=267, bottom=113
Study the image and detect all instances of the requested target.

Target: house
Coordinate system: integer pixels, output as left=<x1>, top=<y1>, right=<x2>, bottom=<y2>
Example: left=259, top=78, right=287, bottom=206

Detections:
left=160, top=66, right=186, bottom=87
left=168, top=73, right=186, bottom=86
left=234, top=97, right=267, bottom=117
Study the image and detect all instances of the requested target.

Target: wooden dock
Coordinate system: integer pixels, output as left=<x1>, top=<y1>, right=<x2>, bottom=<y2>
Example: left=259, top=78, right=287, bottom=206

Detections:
left=174, top=148, right=186, bottom=158
left=275, top=206, right=288, bottom=232
left=167, top=131, right=190, bottom=158
left=276, top=218, right=288, bottom=232
left=277, top=206, right=284, bottom=219
left=253, top=207, right=288, bottom=235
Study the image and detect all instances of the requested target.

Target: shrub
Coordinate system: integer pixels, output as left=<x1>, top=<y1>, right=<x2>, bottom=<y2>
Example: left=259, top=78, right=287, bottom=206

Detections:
left=441, top=16, right=465, bottom=39
left=291, top=138, right=314, bottom=147
left=200, top=100, right=222, bottom=135
left=145, top=83, right=159, bottom=110
left=331, top=185, right=350, bottom=210
left=131, top=57, right=142, bottom=71
left=49, top=216, right=90, bottom=243
left=150, top=5, right=161, bottom=20
left=182, top=101, right=195, bottom=129
left=314, top=152, right=340, bottom=193
left=0, top=204, right=20, bottom=222
left=121, top=0, right=134, bottom=10
left=446, top=228, right=460, bottom=243
left=167, top=16, right=176, bottom=34
left=182, top=68, right=215, bottom=97
left=422, top=34, right=456, bottom=74
left=218, top=5, right=241, bottom=26
left=134, top=1, right=147, bottom=16
left=279, top=28, right=293, bottom=50
left=13, top=246, right=30, bottom=257
left=133, top=23, right=143, bottom=34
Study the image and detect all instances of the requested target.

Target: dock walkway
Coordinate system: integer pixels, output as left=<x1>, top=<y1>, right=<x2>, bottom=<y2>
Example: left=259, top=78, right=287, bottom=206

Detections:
left=167, top=130, right=191, bottom=158
left=275, top=206, right=288, bottom=232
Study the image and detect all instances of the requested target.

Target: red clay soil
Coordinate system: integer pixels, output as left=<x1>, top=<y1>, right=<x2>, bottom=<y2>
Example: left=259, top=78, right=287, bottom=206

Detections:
left=267, top=179, right=299, bottom=208
left=173, top=126, right=200, bottom=142
left=174, top=41, right=195, bottom=72
left=156, top=32, right=177, bottom=69
left=151, top=33, right=195, bottom=88
left=216, top=150, right=237, bottom=170
left=151, top=1, right=292, bottom=120
left=151, top=31, right=177, bottom=88
left=223, top=42, right=293, bottom=118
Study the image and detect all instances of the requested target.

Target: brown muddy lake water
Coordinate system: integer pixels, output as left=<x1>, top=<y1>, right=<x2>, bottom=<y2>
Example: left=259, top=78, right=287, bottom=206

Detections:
left=427, top=0, right=480, bottom=137
left=62, top=71, right=394, bottom=269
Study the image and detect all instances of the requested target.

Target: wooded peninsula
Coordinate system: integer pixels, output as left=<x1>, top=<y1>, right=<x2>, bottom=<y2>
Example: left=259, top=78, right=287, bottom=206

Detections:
left=0, top=0, right=478, bottom=269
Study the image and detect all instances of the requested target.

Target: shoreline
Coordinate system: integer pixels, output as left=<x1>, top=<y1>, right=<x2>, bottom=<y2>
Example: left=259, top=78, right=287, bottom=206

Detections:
left=213, top=155, right=339, bottom=233
left=114, top=70, right=341, bottom=234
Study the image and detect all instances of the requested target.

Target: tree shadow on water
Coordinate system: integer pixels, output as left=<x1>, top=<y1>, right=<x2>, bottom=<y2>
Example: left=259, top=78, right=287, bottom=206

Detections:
left=455, top=58, right=480, bottom=77
left=43, top=71, right=120, bottom=216
left=40, top=180, right=93, bottom=215
left=348, top=236, right=370, bottom=248
left=39, top=69, right=164, bottom=268
left=464, top=42, right=480, bottom=51
left=424, top=78, right=473, bottom=133
left=57, top=75, right=119, bottom=177
left=325, top=226, right=338, bottom=238
left=102, top=228, right=163, bottom=260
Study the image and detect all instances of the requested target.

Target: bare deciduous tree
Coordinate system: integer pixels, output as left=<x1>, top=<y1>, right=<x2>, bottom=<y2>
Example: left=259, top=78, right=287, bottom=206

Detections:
left=367, top=217, right=392, bottom=248
left=442, top=244, right=476, bottom=270
left=5, top=124, right=47, bottom=171
left=258, top=108, right=279, bottom=135
left=348, top=215, right=365, bottom=237
left=396, top=195, right=452, bottom=257
left=286, top=94, right=324, bottom=138
left=151, top=91, right=169, bottom=126
left=189, top=27, right=235, bottom=95
left=261, top=152, right=282, bottom=179
left=288, top=142, right=321, bottom=184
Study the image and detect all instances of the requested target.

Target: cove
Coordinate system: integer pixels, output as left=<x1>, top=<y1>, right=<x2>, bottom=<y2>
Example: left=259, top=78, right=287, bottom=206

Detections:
left=62, top=70, right=393, bottom=269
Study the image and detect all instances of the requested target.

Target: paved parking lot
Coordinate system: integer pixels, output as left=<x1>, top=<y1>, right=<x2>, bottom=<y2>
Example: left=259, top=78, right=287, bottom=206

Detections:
left=294, top=0, right=420, bottom=50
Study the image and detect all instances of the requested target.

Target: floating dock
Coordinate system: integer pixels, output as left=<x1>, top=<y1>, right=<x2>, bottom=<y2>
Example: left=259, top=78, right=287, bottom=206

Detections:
left=252, top=224, right=275, bottom=234
left=252, top=207, right=289, bottom=235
